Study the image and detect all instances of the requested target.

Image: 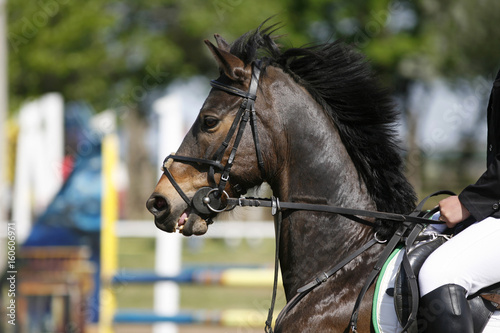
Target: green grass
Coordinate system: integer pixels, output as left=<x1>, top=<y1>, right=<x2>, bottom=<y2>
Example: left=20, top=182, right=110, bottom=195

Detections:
left=182, top=237, right=277, bottom=264
left=115, top=237, right=286, bottom=312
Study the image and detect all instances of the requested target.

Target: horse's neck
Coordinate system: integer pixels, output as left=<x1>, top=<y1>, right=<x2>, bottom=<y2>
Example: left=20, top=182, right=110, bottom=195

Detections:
left=270, top=107, right=378, bottom=300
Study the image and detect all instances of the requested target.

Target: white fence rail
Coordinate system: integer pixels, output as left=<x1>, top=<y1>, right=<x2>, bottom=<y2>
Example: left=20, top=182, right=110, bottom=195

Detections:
left=116, top=220, right=275, bottom=239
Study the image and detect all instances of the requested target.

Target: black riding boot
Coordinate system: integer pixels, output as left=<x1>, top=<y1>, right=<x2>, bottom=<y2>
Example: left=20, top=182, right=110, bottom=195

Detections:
left=418, top=284, right=474, bottom=333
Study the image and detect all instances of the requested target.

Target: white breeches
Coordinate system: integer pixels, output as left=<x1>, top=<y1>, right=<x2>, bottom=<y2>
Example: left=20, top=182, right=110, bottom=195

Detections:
left=419, top=217, right=500, bottom=297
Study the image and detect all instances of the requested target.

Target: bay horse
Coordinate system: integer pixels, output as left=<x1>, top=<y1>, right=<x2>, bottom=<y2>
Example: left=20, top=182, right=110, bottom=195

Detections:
left=147, top=24, right=417, bottom=332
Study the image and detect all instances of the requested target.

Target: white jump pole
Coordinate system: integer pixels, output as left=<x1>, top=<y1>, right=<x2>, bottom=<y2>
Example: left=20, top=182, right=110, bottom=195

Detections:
left=13, top=101, right=37, bottom=243
left=34, top=94, right=64, bottom=211
left=152, top=94, right=183, bottom=333
left=12, top=93, right=64, bottom=244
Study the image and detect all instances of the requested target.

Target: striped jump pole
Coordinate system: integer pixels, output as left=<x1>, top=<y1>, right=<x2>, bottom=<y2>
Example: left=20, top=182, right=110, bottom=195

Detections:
left=112, top=266, right=282, bottom=328
left=113, top=266, right=282, bottom=288
left=114, top=309, right=272, bottom=328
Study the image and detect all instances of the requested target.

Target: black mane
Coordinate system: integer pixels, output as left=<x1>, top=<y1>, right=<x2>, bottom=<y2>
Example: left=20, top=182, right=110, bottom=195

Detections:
left=229, top=25, right=417, bottom=232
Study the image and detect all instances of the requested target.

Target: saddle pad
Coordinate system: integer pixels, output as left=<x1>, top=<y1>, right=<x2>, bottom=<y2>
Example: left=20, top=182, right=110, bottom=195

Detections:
left=372, top=246, right=500, bottom=333
left=373, top=246, right=404, bottom=333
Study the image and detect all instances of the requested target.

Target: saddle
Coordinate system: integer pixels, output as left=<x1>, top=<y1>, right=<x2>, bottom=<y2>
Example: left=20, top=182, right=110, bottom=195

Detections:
left=393, top=233, right=500, bottom=333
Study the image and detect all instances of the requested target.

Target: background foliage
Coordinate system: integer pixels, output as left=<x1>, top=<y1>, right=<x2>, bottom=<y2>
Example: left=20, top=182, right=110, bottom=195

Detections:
left=9, top=0, right=500, bottom=110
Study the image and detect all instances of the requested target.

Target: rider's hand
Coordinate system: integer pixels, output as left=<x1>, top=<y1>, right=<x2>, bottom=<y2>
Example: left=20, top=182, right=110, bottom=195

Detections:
left=438, top=195, right=471, bottom=228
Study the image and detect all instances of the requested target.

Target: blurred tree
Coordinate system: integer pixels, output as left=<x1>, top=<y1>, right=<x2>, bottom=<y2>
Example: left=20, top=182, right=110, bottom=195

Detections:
left=7, top=0, right=292, bottom=111
left=8, top=0, right=500, bottom=112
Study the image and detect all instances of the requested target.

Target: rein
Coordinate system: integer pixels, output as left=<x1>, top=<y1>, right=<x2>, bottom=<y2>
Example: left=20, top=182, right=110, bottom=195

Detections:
left=162, top=61, right=452, bottom=332
left=223, top=196, right=447, bottom=225
left=220, top=192, right=451, bottom=333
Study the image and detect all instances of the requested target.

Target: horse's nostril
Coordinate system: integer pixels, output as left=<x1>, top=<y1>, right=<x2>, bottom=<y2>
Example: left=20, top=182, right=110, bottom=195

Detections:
left=146, top=195, right=169, bottom=216
left=154, top=196, right=167, bottom=211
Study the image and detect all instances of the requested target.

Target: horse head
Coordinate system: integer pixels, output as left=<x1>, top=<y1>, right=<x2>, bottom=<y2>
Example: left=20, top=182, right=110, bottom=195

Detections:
left=146, top=34, right=283, bottom=236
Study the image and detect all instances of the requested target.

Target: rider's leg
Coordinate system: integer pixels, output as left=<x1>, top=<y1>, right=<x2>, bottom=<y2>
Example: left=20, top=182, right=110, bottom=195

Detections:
left=419, top=284, right=474, bottom=333
left=418, top=217, right=500, bottom=332
left=419, top=217, right=500, bottom=297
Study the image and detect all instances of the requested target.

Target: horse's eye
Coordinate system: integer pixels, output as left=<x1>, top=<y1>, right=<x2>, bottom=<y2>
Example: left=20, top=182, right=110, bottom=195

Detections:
left=203, top=116, right=219, bottom=129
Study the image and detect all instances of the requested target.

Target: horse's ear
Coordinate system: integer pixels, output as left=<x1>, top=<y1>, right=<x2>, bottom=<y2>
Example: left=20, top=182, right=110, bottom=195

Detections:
left=214, top=34, right=230, bottom=52
left=204, top=40, right=247, bottom=82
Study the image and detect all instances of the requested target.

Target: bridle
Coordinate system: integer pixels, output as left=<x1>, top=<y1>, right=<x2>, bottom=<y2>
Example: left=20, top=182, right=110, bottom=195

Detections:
left=162, top=60, right=266, bottom=217
left=160, top=58, right=452, bottom=333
